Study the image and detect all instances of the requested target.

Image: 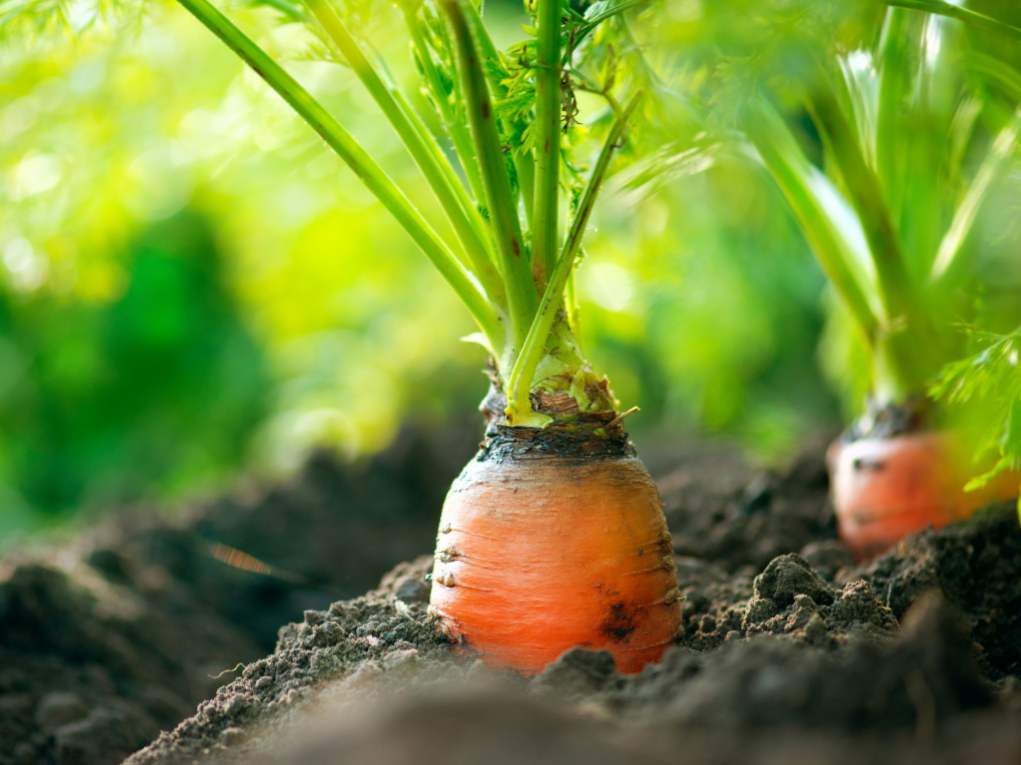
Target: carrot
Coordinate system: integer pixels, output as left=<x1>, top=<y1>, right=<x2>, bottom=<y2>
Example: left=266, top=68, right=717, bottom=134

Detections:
left=429, top=426, right=681, bottom=674
left=828, top=428, right=1020, bottom=559
left=178, top=0, right=674, bottom=673
left=730, top=8, right=1021, bottom=558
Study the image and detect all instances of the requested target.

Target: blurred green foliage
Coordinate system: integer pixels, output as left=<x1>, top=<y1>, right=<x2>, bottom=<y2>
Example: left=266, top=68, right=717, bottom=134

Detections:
left=0, top=211, right=269, bottom=535
left=0, top=1, right=865, bottom=535
left=645, top=0, right=1021, bottom=412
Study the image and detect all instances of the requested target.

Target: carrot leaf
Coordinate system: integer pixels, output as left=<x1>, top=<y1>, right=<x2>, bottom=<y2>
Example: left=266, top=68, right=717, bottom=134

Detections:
left=933, top=327, right=1021, bottom=492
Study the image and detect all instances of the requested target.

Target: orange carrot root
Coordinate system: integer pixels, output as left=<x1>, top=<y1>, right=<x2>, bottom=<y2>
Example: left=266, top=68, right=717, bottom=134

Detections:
left=828, top=430, right=1019, bottom=559
left=429, top=446, right=681, bottom=675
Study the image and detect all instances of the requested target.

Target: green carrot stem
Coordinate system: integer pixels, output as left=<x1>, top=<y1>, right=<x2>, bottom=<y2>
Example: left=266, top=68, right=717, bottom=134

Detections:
left=440, top=0, right=536, bottom=353
left=463, top=1, right=507, bottom=98
left=505, top=94, right=641, bottom=422
left=875, top=8, right=912, bottom=218
left=931, top=108, right=1021, bottom=285
left=515, top=151, right=536, bottom=228
left=808, top=91, right=915, bottom=328
left=399, top=3, right=488, bottom=212
left=305, top=0, right=505, bottom=308
left=743, top=98, right=879, bottom=343
left=564, top=267, right=580, bottom=338
left=463, top=0, right=528, bottom=222
left=177, top=0, right=502, bottom=346
left=882, top=0, right=1021, bottom=40
left=531, top=0, right=563, bottom=289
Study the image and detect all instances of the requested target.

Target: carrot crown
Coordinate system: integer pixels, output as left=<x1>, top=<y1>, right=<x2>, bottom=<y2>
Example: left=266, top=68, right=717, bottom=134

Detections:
left=169, top=0, right=657, bottom=428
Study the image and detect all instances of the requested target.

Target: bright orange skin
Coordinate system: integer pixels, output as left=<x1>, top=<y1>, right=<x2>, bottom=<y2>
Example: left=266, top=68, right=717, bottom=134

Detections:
left=828, top=430, right=1019, bottom=558
left=429, top=453, right=681, bottom=675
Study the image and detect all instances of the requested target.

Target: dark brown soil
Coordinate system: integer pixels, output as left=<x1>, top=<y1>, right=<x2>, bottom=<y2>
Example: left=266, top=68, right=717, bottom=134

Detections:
left=4, top=429, right=1021, bottom=765
left=0, top=422, right=475, bottom=765
left=122, top=498, right=1021, bottom=765
left=659, top=435, right=841, bottom=573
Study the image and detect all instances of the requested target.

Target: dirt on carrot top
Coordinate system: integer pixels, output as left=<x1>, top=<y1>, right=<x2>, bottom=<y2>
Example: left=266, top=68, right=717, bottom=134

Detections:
left=4, top=435, right=1021, bottom=765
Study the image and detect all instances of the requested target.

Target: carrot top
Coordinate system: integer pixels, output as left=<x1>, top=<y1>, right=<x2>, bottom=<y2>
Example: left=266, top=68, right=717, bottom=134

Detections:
left=159, top=0, right=666, bottom=429
left=640, top=1, right=1021, bottom=418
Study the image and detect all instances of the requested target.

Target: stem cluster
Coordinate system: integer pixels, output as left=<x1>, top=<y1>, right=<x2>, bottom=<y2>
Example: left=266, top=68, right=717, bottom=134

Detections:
left=744, top=4, right=1021, bottom=406
left=178, top=0, right=639, bottom=426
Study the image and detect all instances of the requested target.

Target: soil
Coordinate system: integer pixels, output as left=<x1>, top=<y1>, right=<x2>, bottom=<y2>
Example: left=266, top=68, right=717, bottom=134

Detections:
left=3, top=426, right=1021, bottom=765
left=0, top=421, right=476, bottom=765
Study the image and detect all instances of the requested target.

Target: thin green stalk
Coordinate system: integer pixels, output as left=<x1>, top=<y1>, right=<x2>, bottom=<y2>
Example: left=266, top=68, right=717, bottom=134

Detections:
left=532, top=0, right=563, bottom=289
left=564, top=267, right=580, bottom=337
left=177, top=0, right=502, bottom=346
left=506, top=95, right=641, bottom=423
left=462, top=1, right=530, bottom=221
left=463, top=1, right=506, bottom=98
left=743, top=99, right=879, bottom=343
left=931, top=108, right=1021, bottom=285
left=441, top=0, right=536, bottom=353
left=399, top=3, right=487, bottom=208
left=809, top=91, right=915, bottom=327
left=875, top=8, right=913, bottom=218
left=515, top=152, right=536, bottom=228
left=305, top=0, right=504, bottom=307
left=462, top=1, right=546, bottom=233
left=882, top=0, right=1021, bottom=41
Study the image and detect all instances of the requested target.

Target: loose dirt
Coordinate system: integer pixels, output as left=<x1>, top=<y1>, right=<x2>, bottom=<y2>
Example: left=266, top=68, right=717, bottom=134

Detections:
left=0, top=422, right=474, bottom=765
left=4, top=429, right=1021, bottom=765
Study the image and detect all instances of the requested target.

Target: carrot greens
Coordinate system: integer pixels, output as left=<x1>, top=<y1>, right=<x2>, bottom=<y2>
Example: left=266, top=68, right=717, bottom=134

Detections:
left=933, top=326, right=1021, bottom=511
left=160, top=0, right=656, bottom=427
left=176, top=0, right=504, bottom=352
left=654, top=1, right=1021, bottom=411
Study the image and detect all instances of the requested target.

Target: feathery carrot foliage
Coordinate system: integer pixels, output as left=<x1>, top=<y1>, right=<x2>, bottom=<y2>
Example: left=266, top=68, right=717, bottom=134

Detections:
left=651, top=0, right=1021, bottom=419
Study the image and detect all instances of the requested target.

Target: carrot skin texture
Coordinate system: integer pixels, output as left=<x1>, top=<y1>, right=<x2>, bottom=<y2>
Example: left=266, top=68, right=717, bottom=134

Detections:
left=430, top=453, right=681, bottom=675
left=828, top=431, right=1020, bottom=558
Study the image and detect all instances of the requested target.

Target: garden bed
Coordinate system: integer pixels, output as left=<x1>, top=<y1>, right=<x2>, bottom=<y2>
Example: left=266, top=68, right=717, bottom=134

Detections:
left=3, top=432, right=1020, bottom=765
left=0, top=423, right=474, bottom=765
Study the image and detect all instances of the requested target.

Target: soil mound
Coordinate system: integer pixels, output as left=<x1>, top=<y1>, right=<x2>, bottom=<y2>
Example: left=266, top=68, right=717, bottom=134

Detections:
left=0, top=423, right=472, bottom=765
left=4, top=434, right=1021, bottom=765
left=127, top=497, right=1021, bottom=764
